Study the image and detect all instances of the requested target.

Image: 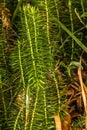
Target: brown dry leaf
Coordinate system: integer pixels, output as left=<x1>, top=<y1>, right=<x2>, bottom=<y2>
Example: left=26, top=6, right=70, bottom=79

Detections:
left=67, top=88, right=75, bottom=98
left=66, top=88, right=75, bottom=105
left=54, top=113, right=62, bottom=130
left=76, top=128, right=87, bottom=130
left=1, top=7, right=11, bottom=28
left=76, top=95, right=83, bottom=113
left=15, top=91, right=25, bottom=108
left=69, top=106, right=75, bottom=114
left=62, top=109, right=72, bottom=130
left=71, top=112, right=81, bottom=119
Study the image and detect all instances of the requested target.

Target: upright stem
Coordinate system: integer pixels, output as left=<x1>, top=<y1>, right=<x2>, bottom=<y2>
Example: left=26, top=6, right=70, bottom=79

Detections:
left=68, top=0, right=74, bottom=61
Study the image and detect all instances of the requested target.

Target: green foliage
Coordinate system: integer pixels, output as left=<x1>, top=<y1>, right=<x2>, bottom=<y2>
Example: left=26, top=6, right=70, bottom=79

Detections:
left=72, top=116, right=85, bottom=129
left=0, top=0, right=87, bottom=129
left=67, top=61, right=83, bottom=77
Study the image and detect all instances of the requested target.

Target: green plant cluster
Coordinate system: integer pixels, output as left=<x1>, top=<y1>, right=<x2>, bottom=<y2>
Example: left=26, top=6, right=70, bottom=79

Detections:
left=0, top=0, right=87, bottom=129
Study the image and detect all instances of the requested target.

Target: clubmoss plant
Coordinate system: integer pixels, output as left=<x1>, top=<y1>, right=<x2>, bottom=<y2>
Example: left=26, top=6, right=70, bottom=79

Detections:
left=1, top=0, right=87, bottom=129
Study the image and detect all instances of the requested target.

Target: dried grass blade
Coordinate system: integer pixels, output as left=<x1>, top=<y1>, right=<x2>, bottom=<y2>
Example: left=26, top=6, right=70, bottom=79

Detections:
left=78, top=57, right=87, bottom=129
left=54, top=113, right=62, bottom=130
